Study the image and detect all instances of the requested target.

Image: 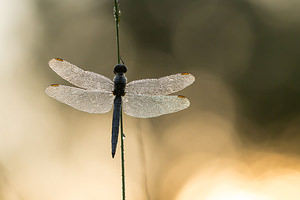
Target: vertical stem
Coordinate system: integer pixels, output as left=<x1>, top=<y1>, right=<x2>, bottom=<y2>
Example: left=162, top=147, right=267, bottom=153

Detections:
left=120, top=106, right=125, bottom=200
left=113, top=0, right=121, bottom=64
left=113, top=1, right=125, bottom=200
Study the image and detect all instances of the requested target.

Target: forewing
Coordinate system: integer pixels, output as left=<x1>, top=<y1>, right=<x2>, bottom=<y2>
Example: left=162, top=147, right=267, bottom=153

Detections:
left=122, top=94, right=190, bottom=118
left=125, top=73, right=195, bottom=95
left=45, top=84, right=114, bottom=113
left=49, top=58, right=114, bottom=91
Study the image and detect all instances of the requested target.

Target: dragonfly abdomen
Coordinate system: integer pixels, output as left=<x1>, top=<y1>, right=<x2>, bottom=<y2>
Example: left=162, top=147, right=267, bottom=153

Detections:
left=111, top=96, right=122, bottom=158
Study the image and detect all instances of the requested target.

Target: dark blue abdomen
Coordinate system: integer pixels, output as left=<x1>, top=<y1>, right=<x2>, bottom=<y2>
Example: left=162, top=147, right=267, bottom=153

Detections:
left=111, top=96, right=122, bottom=158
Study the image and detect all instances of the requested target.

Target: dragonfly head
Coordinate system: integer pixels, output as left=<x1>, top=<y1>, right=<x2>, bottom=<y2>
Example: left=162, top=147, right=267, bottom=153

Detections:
left=114, top=64, right=127, bottom=75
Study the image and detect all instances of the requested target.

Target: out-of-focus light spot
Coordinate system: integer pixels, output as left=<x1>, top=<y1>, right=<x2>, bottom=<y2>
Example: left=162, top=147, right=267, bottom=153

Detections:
left=176, top=172, right=270, bottom=200
left=0, top=0, right=39, bottom=77
left=175, top=155, right=300, bottom=200
left=175, top=168, right=262, bottom=200
left=206, top=185, right=268, bottom=200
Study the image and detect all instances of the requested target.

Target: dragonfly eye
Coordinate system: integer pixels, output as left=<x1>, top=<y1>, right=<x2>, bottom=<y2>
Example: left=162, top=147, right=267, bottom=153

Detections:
left=114, top=64, right=127, bottom=74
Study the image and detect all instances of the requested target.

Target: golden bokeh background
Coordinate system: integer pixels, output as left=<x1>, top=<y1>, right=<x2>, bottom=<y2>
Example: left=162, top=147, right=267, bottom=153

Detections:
left=1, top=0, right=300, bottom=199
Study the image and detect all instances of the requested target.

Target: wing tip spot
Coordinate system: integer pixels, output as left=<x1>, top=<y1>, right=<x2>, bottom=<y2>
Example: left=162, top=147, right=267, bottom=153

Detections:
left=181, top=72, right=190, bottom=75
left=54, top=58, right=64, bottom=61
left=50, top=84, right=60, bottom=87
left=178, top=95, right=186, bottom=98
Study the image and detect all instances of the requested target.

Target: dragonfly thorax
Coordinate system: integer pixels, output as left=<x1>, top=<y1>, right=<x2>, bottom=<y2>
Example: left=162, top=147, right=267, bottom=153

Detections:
left=113, top=74, right=126, bottom=96
left=113, top=64, right=127, bottom=96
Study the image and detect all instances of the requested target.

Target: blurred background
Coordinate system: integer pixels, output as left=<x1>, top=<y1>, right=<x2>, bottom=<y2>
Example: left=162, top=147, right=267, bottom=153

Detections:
left=1, top=0, right=300, bottom=199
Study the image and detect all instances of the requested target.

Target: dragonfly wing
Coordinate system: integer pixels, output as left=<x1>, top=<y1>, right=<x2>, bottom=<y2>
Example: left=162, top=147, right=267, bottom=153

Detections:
left=49, top=58, right=114, bottom=91
left=122, top=94, right=190, bottom=118
left=125, top=73, right=195, bottom=95
left=45, top=84, right=114, bottom=113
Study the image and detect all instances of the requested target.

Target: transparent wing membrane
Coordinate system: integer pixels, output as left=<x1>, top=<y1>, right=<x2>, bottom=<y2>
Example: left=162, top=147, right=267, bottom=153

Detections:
left=45, top=85, right=114, bottom=113
left=125, top=73, right=195, bottom=96
left=49, top=58, right=114, bottom=91
left=122, top=94, right=190, bottom=118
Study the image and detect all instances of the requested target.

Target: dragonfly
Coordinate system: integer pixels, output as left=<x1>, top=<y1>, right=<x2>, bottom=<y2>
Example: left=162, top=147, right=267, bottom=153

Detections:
left=45, top=58, right=195, bottom=158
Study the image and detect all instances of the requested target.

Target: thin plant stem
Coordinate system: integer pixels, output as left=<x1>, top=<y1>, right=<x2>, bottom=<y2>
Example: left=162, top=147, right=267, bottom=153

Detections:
left=120, top=107, right=125, bottom=200
left=113, top=0, right=125, bottom=200
left=113, top=0, right=121, bottom=64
